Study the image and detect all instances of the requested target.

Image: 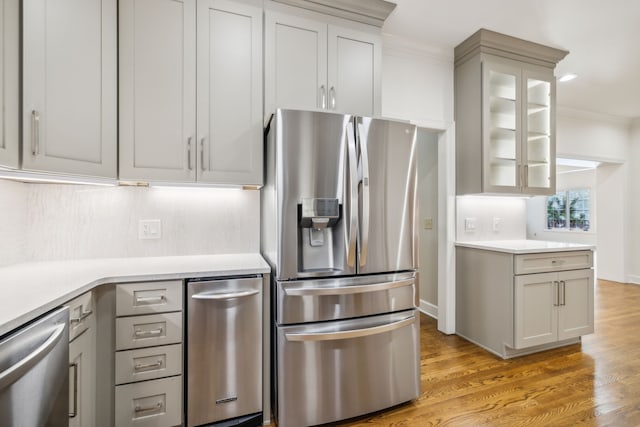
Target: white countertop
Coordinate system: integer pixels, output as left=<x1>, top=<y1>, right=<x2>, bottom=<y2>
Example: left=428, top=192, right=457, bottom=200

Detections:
left=455, top=239, right=595, bottom=254
left=0, top=253, right=270, bottom=337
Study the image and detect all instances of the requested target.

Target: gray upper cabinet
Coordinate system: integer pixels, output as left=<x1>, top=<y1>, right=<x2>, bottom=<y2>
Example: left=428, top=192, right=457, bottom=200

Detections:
left=454, top=29, right=568, bottom=196
left=119, top=0, right=263, bottom=186
left=118, top=0, right=197, bottom=183
left=22, top=0, right=117, bottom=178
left=0, top=0, right=19, bottom=169
left=265, top=4, right=381, bottom=118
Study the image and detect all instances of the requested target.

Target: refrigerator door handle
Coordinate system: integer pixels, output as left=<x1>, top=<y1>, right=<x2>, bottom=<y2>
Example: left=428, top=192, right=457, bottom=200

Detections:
left=356, top=120, right=370, bottom=268
left=284, top=278, right=414, bottom=296
left=285, top=316, right=415, bottom=342
left=346, top=120, right=358, bottom=268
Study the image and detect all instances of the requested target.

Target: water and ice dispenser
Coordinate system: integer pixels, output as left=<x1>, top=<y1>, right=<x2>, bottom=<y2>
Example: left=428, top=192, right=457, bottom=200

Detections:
left=298, top=198, right=341, bottom=272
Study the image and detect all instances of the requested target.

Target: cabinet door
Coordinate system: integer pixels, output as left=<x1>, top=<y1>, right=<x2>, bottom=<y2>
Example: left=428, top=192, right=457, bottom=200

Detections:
left=264, top=10, right=327, bottom=116
left=69, top=328, right=96, bottom=427
left=481, top=60, right=522, bottom=193
left=558, top=269, right=594, bottom=340
left=119, top=0, right=196, bottom=183
left=327, top=25, right=380, bottom=117
left=514, top=272, right=558, bottom=348
left=23, top=0, right=116, bottom=178
left=0, top=0, right=18, bottom=168
left=197, top=0, right=263, bottom=185
left=522, top=67, right=555, bottom=195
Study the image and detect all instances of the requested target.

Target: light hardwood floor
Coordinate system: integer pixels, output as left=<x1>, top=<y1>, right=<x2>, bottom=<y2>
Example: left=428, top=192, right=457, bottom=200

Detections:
left=273, top=280, right=640, bottom=426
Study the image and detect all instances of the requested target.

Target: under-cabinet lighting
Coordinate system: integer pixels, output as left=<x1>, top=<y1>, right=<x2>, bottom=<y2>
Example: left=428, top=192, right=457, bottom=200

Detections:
left=0, top=170, right=117, bottom=186
left=149, top=182, right=262, bottom=190
left=558, top=73, right=578, bottom=82
left=556, top=158, right=600, bottom=169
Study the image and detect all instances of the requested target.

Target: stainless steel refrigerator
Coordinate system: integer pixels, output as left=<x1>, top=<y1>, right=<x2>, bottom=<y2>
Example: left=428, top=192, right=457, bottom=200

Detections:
left=262, top=109, right=420, bottom=427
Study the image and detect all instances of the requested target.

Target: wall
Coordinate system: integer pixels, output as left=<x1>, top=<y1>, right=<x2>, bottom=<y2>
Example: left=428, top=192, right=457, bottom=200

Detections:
left=597, top=163, right=626, bottom=282
left=556, top=107, right=629, bottom=162
left=0, top=180, right=28, bottom=266
left=628, top=119, right=640, bottom=284
left=456, top=196, right=527, bottom=242
left=0, top=181, right=260, bottom=264
left=381, top=35, right=454, bottom=127
left=417, top=129, right=438, bottom=315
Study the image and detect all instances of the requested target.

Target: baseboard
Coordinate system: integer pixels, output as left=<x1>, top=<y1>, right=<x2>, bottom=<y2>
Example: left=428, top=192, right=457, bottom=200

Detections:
left=627, top=275, right=640, bottom=285
left=419, top=299, right=438, bottom=319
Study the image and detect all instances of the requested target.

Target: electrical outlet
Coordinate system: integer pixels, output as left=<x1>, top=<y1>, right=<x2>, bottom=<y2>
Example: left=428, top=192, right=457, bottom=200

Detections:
left=424, top=218, right=433, bottom=230
left=493, top=217, right=502, bottom=232
left=464, top=218, right=476, bottom=232
left=139, top=219, right=162, bottom=240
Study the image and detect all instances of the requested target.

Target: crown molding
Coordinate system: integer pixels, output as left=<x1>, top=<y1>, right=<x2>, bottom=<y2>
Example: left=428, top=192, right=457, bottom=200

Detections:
left=382, top=34, right=453, bottom=64
left=557, top=105, right=633, bottom=127
left=271, top=0, right=396, bottom=27
left=454, top=28, right=569, bottom=69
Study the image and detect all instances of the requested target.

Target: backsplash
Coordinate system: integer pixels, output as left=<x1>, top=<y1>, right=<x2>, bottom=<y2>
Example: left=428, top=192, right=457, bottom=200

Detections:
left=0, top=180, right=260, bottom=266
left=456, top=196, right=526, bottom=241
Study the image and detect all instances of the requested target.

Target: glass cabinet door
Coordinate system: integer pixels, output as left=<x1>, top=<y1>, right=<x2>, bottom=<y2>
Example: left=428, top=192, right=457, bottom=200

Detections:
left=482, top=62, right=521, bottom=192
left=523, top=70, right=555, bottom=194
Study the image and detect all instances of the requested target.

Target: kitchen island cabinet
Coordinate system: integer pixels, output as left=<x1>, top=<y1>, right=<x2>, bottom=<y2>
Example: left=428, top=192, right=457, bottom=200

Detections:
left=264, top=3, right=381, bottom=118
left=119, top=0, right=263, bottom=186
left=454, top=29, right=568, bottom=196
left=456, top=241, right=594, bottom=359
left=22, top=0, right=117, bottom=178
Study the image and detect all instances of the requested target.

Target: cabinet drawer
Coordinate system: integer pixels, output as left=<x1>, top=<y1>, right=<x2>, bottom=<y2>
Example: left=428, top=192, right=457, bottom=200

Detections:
left=115, top=376, right=182, bottom=427
left=514, top=251, right=593, bottom=275
left=116, top=281, right=183, bottom=316
left=115, top=344, right=182, bottom=385
left=116, top=312, right=182, bottom=351
left=67, top=290, right=95, bottom=342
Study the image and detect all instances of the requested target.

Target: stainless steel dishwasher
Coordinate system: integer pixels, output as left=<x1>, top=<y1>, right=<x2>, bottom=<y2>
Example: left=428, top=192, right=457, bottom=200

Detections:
left=0, top=307, right=69, bottom=427
left=186, top=276, right=262, bottom=427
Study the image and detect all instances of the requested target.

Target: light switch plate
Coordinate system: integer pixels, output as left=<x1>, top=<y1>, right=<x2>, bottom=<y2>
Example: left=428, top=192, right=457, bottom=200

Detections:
left=139, top=219, right=161, bottom=239
left=492, top=217, right=502, bottom=232
left=424, top=218, right=433, bottom=230
left=465, top=218, right=476, bottom=232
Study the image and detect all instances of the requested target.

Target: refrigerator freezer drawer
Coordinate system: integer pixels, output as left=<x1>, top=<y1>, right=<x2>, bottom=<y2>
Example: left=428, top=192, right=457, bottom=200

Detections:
left=276, top=272, right=416, bottom=324
left=276, top=310, right=420, bottom=427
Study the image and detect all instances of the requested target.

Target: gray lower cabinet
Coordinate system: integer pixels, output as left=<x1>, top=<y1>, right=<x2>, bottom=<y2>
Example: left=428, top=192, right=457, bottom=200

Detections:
left=68, top=291, right=96, bottom=427
left=456, top=247, right=594, bottom=358
left=114, top=280, right=183, bottom=427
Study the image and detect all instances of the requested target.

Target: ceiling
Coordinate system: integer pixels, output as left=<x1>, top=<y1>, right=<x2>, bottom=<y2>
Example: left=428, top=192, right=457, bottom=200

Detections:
left=382, top=0, right=640, bottom=119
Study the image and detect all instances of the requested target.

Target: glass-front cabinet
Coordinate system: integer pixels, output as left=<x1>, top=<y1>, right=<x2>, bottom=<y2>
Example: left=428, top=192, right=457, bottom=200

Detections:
left=481, top=61, right=555, bottom=194
left=454, top=29, right=567, bottom=196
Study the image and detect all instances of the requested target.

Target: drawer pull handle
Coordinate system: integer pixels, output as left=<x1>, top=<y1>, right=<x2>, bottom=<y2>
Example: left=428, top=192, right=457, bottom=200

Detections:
left=134, top=327, right=164, bottom=338
left=69, top=363, right=78, bottom=418
left=135, top=295, right=166, bottom=304
left=134, top=360, right=163, bottom=371
left=70, top=309, right=93, bottom=324
left=134, top=402, right=163, bottom=413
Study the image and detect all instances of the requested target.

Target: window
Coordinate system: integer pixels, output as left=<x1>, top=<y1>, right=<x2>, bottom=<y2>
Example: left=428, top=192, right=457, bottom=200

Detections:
left=546, top=189, right=590, bottom=231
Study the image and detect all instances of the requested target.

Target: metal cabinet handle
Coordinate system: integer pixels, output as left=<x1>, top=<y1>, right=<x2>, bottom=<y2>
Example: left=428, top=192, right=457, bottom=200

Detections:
left=200, top=138, right=206, bottom=171
left=70, top=309, right=93, bottom=324
left=192, top=289, right=259, bottom=300
left=69, top=363, right=78, bottom=418
left=320, top=85, right=326, bottom=109
left=134, top=402, right=163, bottom=413
left=31, top=110, right=40, bottom=156
left=329, top=86, right=336, bottom=110
left=553, top=281, right=559, bottom=306
left=286, top=316, right=415, bottom=342
left=134, top=327, right=163, bottom=338
left=134, top=360, right=163, bottom=371
left=0, top=324, right=65, bottom=389
left=187, top=137, right=193, bottom=170
left=284, top=278, right=414, bottom=296
left=524, top=164, right=529, bottom=188
left=135, top=295, right=166, bottom=304
left=560, top=280, right=566, bottom=306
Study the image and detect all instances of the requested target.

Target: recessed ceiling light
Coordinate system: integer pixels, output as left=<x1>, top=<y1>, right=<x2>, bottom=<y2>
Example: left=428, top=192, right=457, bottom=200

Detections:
left=558, top=73, right=578, bottom=82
